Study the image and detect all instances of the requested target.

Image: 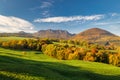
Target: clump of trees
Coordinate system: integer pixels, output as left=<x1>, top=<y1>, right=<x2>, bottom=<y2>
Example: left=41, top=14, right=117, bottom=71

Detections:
left=41, top=40, right=120, bottom=67
left=0, top=39, right=120, bottom=66
left=42, top=44, right=120, bottom=66
left=0, top=39, right=52, bottom=51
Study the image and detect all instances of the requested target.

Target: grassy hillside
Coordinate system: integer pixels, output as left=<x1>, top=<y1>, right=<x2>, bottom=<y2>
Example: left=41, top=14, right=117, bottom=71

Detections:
left=0, top=37, right=29, bottom=41
left=0, top=48, right=120, bottom=80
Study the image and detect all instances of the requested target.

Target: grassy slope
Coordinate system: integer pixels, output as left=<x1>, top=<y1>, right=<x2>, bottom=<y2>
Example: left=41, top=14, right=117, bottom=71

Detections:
left=0, top=37, right=29, bottom=41
left=0, top=48, right=120, bottom=80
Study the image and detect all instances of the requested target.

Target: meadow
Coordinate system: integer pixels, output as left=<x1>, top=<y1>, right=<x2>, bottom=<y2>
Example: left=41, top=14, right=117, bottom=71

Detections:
left=0, top=37, right=29, bottom=41
left=0, top=37, right=120, bottom=80
left=0, top=47, right=120, bottom=80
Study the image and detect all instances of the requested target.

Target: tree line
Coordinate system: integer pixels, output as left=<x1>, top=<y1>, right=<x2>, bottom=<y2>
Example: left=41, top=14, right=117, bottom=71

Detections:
left=0, top=39, right=52, bottom=51
left=0, top=39, right=120, bottom=66
left=42, top=43, right=120, bottom=66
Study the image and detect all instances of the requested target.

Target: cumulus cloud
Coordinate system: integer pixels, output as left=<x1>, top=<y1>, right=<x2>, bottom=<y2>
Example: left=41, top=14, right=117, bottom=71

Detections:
left=34, top=15, right=104, bottom=23
left=0, top=15, right=36, bottom=33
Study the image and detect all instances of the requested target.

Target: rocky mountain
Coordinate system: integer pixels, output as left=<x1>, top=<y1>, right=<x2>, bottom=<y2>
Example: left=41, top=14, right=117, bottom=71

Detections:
left=33, top=29, right=74, bottom=39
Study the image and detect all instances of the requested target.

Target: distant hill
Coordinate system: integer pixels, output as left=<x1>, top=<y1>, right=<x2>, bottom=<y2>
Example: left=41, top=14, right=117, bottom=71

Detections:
left=0, top=31, right=33, bottom=37
left=33, top=29, right=74, bottom=39
left=0, top=28, right=120, bottom=45
left=72, top=28, right=120, bottom=45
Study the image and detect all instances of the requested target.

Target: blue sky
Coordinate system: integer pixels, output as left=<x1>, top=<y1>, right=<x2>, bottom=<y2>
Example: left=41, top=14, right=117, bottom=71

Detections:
left=0, top=0, right=120, bottom=35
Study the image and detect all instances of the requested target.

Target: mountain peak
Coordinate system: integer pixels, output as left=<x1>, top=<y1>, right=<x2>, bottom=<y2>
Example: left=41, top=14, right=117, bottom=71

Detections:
left=72, top=28, right=117, bottom=42
left=79, top=28, right=115, bottom=36
left=34, top=29, right=74, bottom=39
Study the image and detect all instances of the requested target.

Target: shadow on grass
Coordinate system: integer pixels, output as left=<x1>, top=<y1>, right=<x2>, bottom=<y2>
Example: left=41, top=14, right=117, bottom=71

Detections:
left=0, top=55, right=120, bottom=80
left=1, top=52, right=23, bottom=57
left=0, top=74, right=17, bottom=80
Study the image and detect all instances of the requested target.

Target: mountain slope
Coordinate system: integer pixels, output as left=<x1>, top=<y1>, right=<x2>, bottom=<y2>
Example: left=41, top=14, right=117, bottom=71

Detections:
left=72, top=28, right=120, bottom=45
left=33, top=29, right=74, bottom=39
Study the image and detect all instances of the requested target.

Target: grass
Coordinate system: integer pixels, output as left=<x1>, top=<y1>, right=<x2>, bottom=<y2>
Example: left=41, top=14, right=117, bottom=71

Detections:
left=0, top=36, right=29, bottom=41
left=0, top=48, right=120, bottom=80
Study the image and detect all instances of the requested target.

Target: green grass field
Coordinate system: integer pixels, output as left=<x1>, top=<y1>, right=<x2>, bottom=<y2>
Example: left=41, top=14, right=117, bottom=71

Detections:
left=0, top=37, right=29, bottom=41
left=0, top=47, right=120, bottom=80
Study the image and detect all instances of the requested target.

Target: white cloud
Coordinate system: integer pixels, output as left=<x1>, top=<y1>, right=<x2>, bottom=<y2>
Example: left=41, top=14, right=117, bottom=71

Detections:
left=111, top=13, right=118, bottom=16
left=41, top=10, right=51, bottom=17
left=0, top=15, right=36, bottom=33
left=94, top=22, right=120, bottom=26
left=30, top=1, right=53, bottom=17
left=40, top=1, right=53, bottom=9
left=94, top=22, right=110, bottom=26
left=34, top=15, right=104, bottom=23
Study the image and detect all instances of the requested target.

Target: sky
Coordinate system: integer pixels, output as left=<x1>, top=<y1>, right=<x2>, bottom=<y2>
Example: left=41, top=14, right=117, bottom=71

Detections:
left=0, top=0, right=120, bottom=35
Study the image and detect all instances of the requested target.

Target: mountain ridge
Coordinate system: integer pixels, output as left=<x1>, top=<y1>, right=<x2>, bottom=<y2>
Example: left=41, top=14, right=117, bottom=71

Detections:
left=0, top=28, right=120, bottom=45
left=33, top=29, right=74, bottom=39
